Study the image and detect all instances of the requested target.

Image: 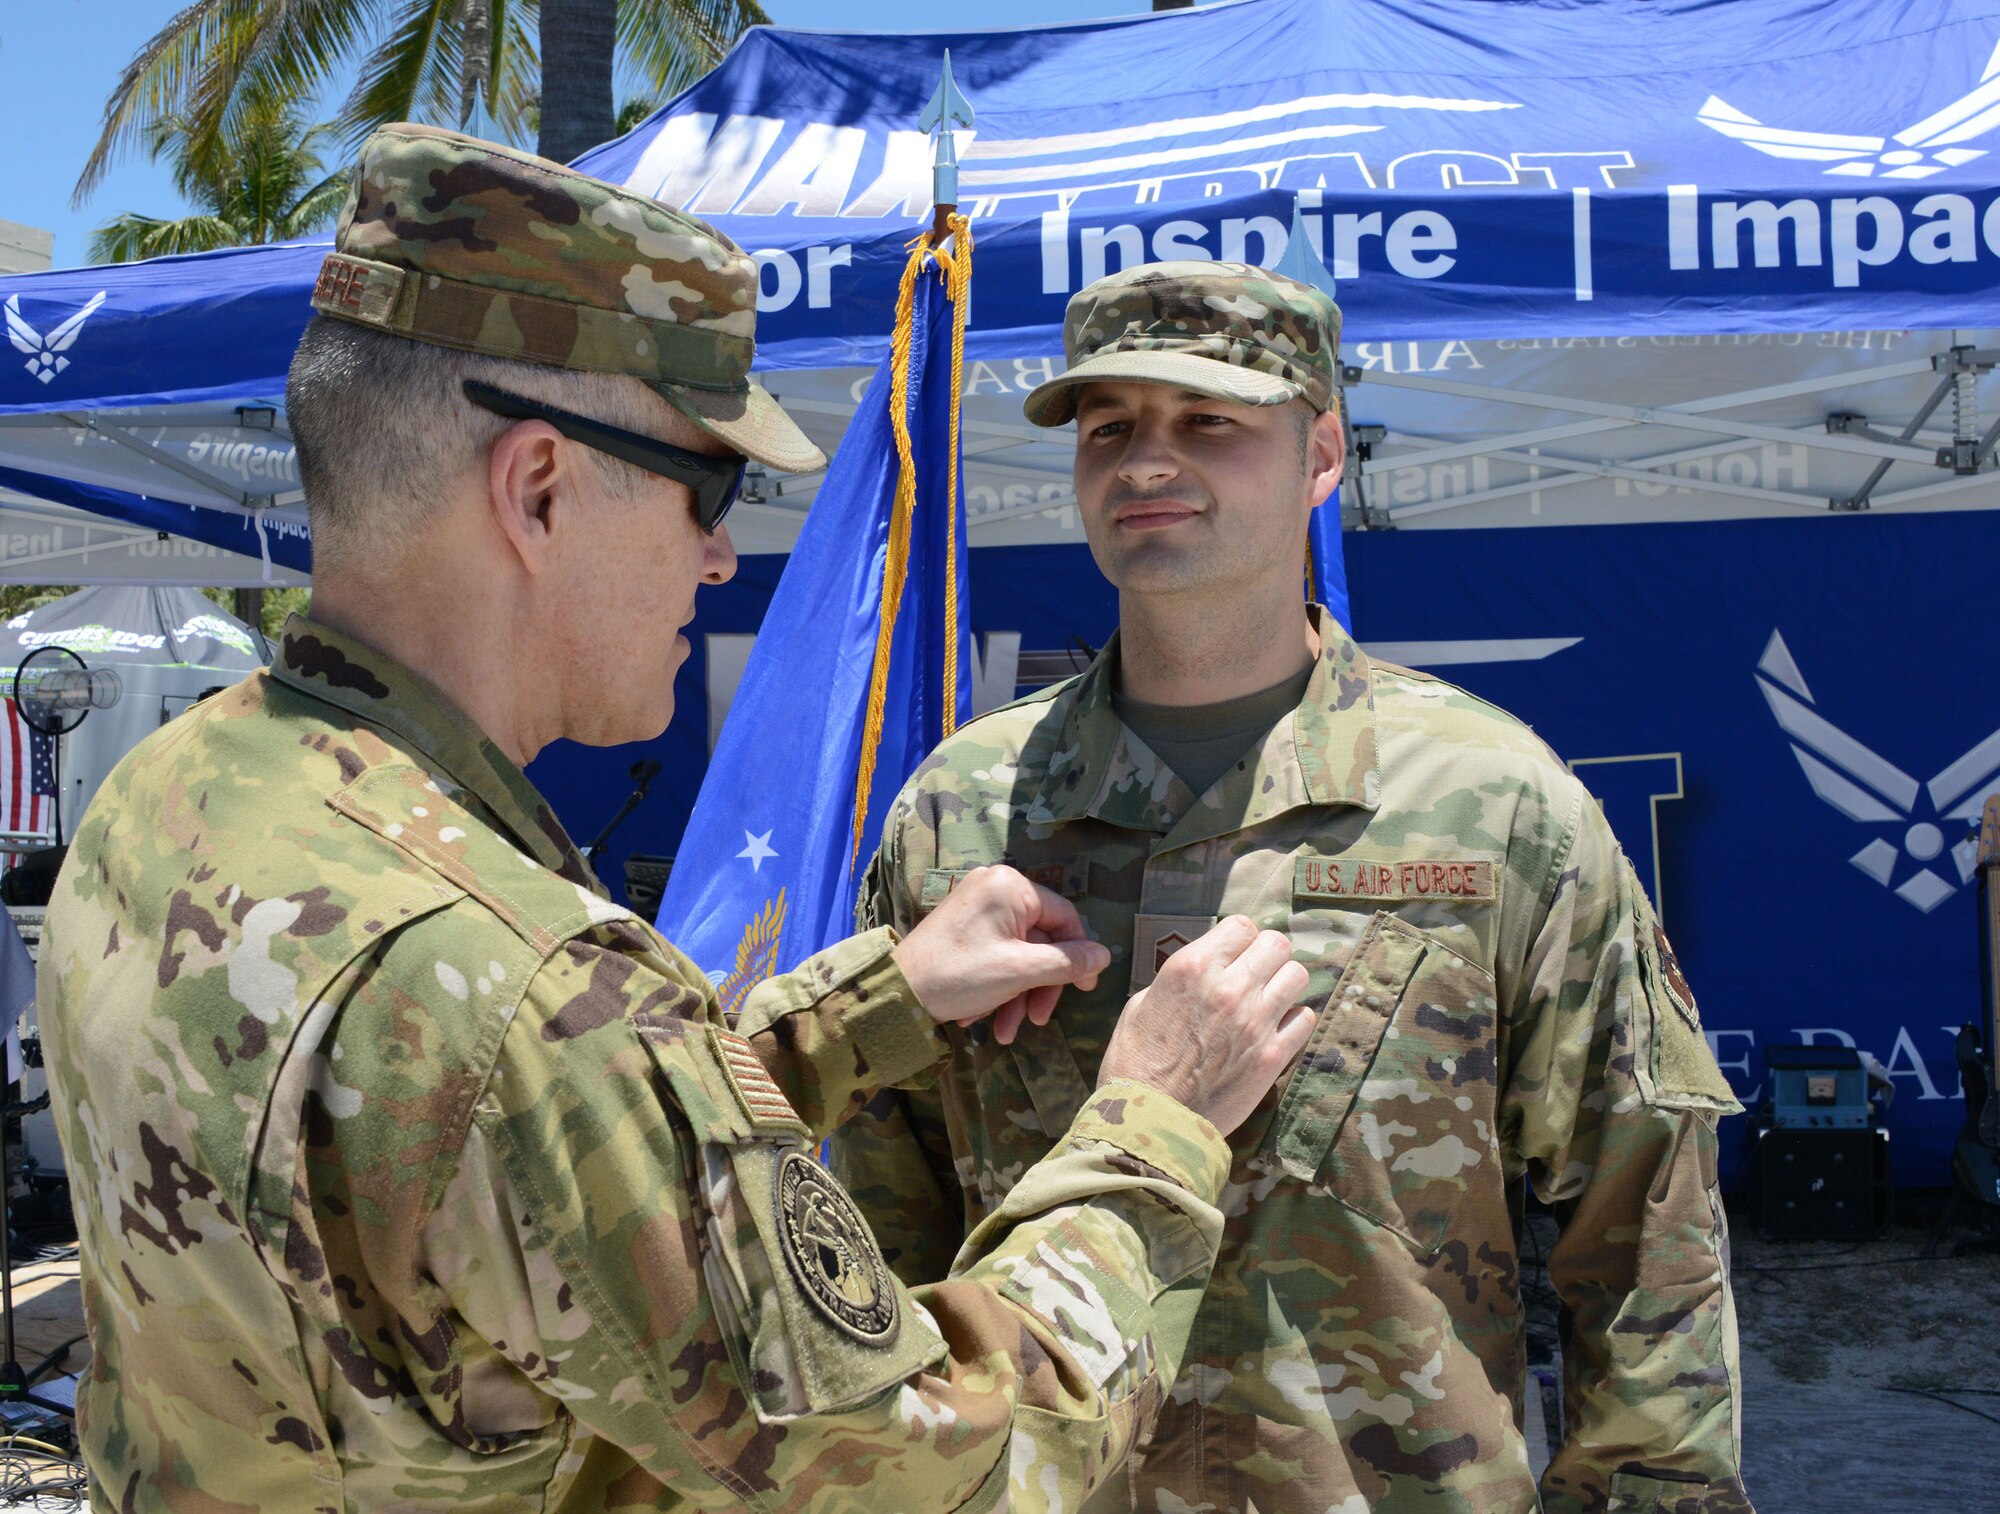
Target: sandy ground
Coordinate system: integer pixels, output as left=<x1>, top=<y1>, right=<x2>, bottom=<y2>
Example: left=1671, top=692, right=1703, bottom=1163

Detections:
left=1728, top=1195, right=2000, bottom=1514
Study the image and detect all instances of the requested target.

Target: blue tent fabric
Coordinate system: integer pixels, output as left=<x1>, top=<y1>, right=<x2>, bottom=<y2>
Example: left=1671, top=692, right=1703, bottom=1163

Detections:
left=0, top=465, right=313, bottom=574
left=0, top=241, right=323, bottom=414
left=655, top=268, right=972, bottom=992
left=571, top=0, right=2000, bottom=366
left=4, top=0, right=2000, bottom=415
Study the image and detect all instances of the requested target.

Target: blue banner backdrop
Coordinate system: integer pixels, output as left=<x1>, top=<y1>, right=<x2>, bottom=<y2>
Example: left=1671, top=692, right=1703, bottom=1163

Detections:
left=531, top=508, right=1997, bottom=1187
left=8, top=1, right=2000, bottom=423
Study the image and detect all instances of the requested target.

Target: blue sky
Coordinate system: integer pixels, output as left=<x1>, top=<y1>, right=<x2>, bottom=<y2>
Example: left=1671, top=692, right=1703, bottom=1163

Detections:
left=3, top=0, right=1158, bottom=270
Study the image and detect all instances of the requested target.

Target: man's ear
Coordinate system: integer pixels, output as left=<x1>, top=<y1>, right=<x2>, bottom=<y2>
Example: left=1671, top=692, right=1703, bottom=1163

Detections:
left=1307, top=406, right=1347, bottom=507
left=486, top=419, right=568, bottom=576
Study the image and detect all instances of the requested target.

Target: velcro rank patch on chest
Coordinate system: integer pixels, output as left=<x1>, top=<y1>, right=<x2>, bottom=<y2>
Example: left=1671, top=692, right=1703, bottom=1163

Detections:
left=1294, top=856, right=1495, bottom=903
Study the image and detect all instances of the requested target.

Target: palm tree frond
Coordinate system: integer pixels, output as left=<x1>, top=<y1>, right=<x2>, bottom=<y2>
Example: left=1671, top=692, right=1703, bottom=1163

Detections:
left=74, top=0, right=250, bottom=205
left=617, top=0, right=764, bottom=104
left=278, top=170, right=356, bottom=238
left=335, top=0, right=462, bottom=143
left=203, top=0, right=383, bottom=158
left=93, top=92, right=345, bottom=259
left=89, top=211, right=247, bottom=264
left=488, top=0, right=540, bottom=144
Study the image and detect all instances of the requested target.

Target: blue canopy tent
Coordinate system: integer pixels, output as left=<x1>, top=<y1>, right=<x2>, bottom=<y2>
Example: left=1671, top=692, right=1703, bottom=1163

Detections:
left=1, top=0, right=1998, bottom=1180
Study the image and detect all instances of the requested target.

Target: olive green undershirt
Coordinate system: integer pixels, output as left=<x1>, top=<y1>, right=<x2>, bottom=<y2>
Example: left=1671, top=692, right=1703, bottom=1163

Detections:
left=1111, top=662, right=1315, bottom=799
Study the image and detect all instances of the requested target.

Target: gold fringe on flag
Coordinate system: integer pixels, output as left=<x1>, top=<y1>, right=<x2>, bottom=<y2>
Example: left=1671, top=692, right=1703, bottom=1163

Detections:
left=850, top=214, right=972, bottom=863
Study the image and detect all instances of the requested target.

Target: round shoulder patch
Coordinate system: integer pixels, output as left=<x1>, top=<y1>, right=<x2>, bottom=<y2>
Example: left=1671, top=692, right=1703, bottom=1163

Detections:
left=774, top=1150, right=899, bottom=1346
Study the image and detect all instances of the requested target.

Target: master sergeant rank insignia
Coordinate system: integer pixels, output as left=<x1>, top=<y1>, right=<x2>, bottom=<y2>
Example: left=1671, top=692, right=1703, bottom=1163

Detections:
left=775, top=1150, right=900, bottom=1345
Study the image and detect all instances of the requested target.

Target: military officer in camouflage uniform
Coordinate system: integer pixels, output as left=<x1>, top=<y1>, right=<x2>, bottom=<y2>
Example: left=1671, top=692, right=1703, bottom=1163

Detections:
left=39, top=133, right=1324, bottom=1511
left=829, top=261, right=1753, bottom=1514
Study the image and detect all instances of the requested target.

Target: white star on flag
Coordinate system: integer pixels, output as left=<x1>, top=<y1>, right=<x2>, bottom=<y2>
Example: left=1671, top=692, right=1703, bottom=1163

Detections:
left=737, top=829, right=778, bottom=872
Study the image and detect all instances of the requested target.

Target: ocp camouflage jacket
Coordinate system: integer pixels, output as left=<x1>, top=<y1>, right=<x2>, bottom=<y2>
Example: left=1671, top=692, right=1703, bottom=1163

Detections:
left=838, top=608, right=1752, bottom=1514
left=41, top=614, right=1232, bottom=1513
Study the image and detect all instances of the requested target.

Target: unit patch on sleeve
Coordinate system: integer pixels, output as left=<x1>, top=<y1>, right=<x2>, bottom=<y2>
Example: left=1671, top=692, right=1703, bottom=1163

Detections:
left=775, top=1150, right=900, bottom=1345
left=1294, top=857, right=1495, bottom=904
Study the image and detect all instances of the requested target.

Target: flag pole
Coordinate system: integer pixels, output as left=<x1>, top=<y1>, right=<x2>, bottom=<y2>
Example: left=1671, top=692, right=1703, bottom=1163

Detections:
left=1274, top=196, right=1342, bottom=609
left=850, top=56, right=976, bottom=859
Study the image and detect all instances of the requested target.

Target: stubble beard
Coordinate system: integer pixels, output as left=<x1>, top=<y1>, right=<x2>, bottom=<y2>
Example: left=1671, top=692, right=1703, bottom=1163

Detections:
left=1091, top=479, right=1240, bottom=597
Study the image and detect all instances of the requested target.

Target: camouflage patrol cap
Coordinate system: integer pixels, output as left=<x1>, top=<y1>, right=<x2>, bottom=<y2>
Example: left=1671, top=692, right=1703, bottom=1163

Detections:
left=310, top=123, right=824, bottom=473
left=1023, top=261, right=1341, bottom=428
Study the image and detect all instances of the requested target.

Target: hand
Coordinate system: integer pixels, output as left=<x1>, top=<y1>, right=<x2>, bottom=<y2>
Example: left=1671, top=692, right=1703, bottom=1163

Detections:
left=1098, top=915, right=1316, bottom=1136
left=890, top=865, right=1111, bottom=1044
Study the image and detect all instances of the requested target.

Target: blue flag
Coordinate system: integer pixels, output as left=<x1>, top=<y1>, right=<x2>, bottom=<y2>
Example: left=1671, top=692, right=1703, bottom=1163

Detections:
left=1308, top=492, right=1352, bottom=632
left=1273, top=200, right=1352, bottom=634
left=658, top=258, right=972, bottom=1009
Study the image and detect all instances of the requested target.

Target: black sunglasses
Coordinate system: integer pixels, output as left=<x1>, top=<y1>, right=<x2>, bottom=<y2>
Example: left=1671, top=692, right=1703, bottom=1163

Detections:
left=461, top=379, right=746, bottom=532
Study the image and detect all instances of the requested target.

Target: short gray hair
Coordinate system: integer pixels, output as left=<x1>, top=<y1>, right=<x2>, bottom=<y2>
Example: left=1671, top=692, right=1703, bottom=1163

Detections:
left=285, top=317, right=684, bottom=567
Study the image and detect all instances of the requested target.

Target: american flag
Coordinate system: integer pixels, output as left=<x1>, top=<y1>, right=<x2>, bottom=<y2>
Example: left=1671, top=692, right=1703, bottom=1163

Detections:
left=0, top=698, right=54, bottom=859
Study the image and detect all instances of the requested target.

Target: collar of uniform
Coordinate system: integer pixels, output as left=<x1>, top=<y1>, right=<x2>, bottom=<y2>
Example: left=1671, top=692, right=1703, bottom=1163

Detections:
left=1027, top=607, right=1378, bottom=831
left=1019, top=631, right=1175, bottom=834
left=1293, top=604, right=1381, bottom=812
left=269, top=613, right=599, bottom=888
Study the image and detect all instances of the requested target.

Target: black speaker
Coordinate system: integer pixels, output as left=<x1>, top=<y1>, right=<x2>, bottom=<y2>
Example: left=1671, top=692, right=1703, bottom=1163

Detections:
left=623, top=854, right=673, bottom=925
left=1755, top=1126, right=1891, bottom=1242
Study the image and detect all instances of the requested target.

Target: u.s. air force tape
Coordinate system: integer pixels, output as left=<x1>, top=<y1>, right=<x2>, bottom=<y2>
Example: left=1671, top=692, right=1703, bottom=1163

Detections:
left=774, top=1151, right=899, bottom=1346
left=1294, top=856, right=1495, bottom=903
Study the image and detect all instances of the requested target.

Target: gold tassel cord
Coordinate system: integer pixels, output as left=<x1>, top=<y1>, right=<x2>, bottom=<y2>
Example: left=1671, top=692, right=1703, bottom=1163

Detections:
left=850, top=217, right=973, bottom=861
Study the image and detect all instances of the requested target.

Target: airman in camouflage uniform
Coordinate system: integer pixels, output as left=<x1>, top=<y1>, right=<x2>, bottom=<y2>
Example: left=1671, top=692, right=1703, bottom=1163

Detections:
left=833, top=262, right=1754, bottom=1514
left=37, top=134, right=1299, bottom=1512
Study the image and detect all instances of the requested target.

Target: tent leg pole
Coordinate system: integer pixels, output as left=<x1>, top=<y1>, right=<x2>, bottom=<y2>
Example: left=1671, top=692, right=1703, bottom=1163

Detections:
left=234, top=589, right=265, bottom=636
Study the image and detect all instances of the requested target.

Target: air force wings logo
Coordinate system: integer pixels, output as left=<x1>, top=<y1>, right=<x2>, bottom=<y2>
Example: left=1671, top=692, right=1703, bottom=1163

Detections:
left=1699, top=37, right=2000, bottom=179
left=5, top=292, right=108, bottom=384
left=1757, top=630, right=1999, bottom=912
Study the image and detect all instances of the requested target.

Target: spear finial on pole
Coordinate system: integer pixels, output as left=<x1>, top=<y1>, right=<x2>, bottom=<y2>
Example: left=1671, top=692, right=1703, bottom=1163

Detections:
left=919, top=50, right=975, bottom=240
left=1274, top=193, right=1339, bottom=299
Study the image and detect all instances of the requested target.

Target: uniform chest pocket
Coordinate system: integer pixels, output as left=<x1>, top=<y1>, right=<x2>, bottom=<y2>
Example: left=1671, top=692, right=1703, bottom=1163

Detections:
left=1266, top=912, right=1500, bottom=1253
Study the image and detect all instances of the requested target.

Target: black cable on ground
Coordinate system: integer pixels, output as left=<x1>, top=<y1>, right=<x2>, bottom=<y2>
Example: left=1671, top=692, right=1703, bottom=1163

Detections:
left=0, top=1437, right=85, bottom=1508
left=1736, top=1252, right=1930, bottom=1275
left=1880, top=1385, right=2000, bottom=1429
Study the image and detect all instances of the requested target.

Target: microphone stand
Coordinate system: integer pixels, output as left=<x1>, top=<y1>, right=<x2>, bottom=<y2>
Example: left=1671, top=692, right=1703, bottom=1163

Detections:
left=583, top=760, right=662, bottom=867
left=0, top=1065, right=73, bottom=1414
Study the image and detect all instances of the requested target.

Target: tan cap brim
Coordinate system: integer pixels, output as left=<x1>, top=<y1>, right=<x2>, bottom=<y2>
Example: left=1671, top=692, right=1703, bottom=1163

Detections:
left=1023, top=349, right=1304, bottom=427
left=658, top=379, right=827, bottom=474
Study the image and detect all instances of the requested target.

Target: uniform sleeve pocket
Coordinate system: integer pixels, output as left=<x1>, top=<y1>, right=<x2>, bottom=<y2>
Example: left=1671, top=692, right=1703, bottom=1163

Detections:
left=1635, top=907, right=1742, bottom=1114
left=696, top=1136, right=945, bottom=1421
left=638, top=1023, right=945, bottom=1421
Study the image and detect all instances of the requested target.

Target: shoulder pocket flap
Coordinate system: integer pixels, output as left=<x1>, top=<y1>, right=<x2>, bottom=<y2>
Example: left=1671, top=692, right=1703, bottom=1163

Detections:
left=626, top=1019, right=806, bottom=1146
left=1636, top=919, right=1741, bottom=1114
left=1270, top=913, right=1428, bottom=1183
